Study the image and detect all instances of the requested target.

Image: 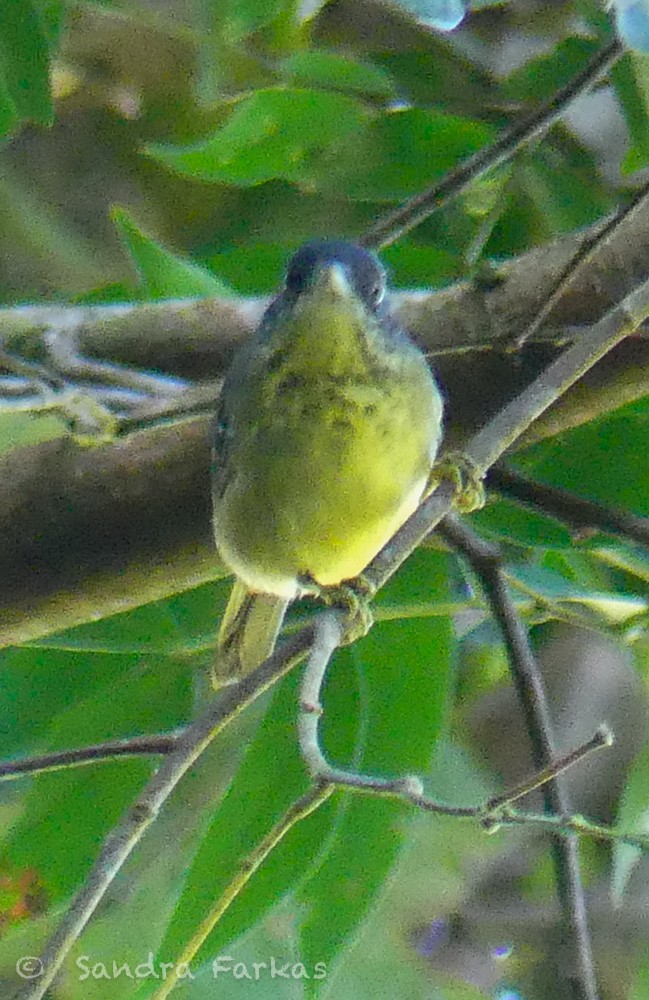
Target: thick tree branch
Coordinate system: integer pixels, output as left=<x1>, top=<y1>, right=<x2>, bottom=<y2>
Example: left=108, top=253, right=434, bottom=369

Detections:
left=3, top=269, right=649, bottom=649
left=365, top=276, right=649, bottom=593
left=0, top=416, right=220, bottom=648
left=5, top=202, right=649, bottom=370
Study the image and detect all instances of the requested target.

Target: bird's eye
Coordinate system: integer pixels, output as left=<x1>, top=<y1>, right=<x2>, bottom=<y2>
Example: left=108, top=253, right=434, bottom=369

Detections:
left=367, top=281, right=385, bottom=307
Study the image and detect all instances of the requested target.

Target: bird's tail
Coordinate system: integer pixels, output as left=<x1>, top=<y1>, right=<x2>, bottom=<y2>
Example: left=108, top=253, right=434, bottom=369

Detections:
left=212, top=580, right=289, bottom=687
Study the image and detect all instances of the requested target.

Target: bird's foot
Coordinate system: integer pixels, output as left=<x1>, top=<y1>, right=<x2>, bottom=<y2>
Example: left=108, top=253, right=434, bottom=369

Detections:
left=426, top=452, right=486, bottom=513
left=317, top=574, right=376, bottom=646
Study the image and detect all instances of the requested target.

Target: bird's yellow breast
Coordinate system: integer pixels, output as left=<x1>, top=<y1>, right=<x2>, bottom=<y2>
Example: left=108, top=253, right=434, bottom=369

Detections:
left=213, top=294, right=443, bottom=596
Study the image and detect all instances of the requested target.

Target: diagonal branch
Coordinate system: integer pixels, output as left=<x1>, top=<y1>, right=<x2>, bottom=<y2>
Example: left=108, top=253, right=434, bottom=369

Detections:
left=5, top=158, right=649, bottom=649
left=516, top=177, right=649, bottom=348
left=362, top=39, right=622, bottom=249
left=366, top=273, right=649, bottom=594
left=11, top=628, right=315, bottom=1000
left=150, top=781, right=334, bottom=1000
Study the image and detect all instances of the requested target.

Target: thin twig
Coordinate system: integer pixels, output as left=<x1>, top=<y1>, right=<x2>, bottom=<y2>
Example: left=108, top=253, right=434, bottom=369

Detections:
left=491, top=809, right=649, bottom=849
left=0, top=734, right=179, bottom=781
left=515, top=176, right=649, bottom=347
left=439, top=513, right=600, bottom=1000
left=149, top=782, right=334, bottom=1000
left=297, top=609, right=610, bottom=816
left=10, top=618, right=624, bottom=1000
left=304, top=743, right=629, bottom=838
left=150, top=738, right=615, bottom=1000
left=115, top=382, right=220, bottom=433
left=488, top=464, right=649, bottom=546
left=44, top=328, right=191, bottom=395
left=485, top=725, right=614, bottom=812
left=362, top=39, right=622, bottom=249
left=513, top=182, right=649, bottom=350
left=298, top=611, right=435, bottom=801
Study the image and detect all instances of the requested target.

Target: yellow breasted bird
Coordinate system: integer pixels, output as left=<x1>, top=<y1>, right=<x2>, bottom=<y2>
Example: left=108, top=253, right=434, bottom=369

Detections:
left=211, top=239, right=444, bottom=684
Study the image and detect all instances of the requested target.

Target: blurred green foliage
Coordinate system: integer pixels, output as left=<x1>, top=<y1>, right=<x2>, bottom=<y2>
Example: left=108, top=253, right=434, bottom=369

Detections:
left=1, top=0, right=641, bottom=302
left=3, top=1, right=649, bottom=999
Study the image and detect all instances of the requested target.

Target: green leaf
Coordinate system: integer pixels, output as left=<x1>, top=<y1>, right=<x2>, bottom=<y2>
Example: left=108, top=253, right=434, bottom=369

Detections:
left=612, top=742, right=649, bottom=902
left=471, top=496, right=576, bottom=550
left=112, top=206, right=233, bottom=299
left=158, top=554, right=453, bottom=974
left=372, top=547, right=473, bottom=620
left=511, top=560, right=648, bottom=626
left=38, top=0, right=66, bottom=44
left=613, top=51, right=649, bottom=173
left=0, top=699, right=250, bottom=1000
left=485, top=169, right=548, bottom=256
left=0, top=71, right=18, bottom=137
left=213, top=0, right=293, bottom=41
left=0, top=411, right=65, bottom=456
left=279, top=51, right=397, bottom=99
left=316, top=741, right=495, bottom=999
left=320, top=108, right=494, bottom=202
left=629, top=942, right=649, bottom=1000
left=595, top=543, right=649, bottom=585
left=380, top=237, right=461, bottom=286
left=156, top=669, right=340, bottom=963
left=0, top=650, right=193, bottom=903
left=207, top=242, right=291, bottom=293
left=519, top=141, right=610, bottom=232
left=503, top=37, right=601, bottom=103
left=166, top=915, right=309, bottom=1000
left=62, top=781, right=223, bottom=999
left=146, top=89, right=369, bottom=187
left=0, top=0, right=54, bottom=127
left=514, top=397, right=649, bottom=517
left=27, top=579, right=230, bottom=655
left=0, top=647, right=121, bottom=761
left=377, top=46, right=495, bottom=117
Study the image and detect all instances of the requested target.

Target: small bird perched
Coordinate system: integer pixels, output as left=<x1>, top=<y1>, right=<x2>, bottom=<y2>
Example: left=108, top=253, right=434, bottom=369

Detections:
left=211, top=239, right=445, bottom=684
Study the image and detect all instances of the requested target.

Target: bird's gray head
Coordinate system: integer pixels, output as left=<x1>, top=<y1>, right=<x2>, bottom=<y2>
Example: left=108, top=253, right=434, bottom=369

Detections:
left=284, top=240, right=386, bottom=311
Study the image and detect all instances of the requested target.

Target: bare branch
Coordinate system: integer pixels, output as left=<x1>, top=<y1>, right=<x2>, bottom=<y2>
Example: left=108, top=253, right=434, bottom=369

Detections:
left=0, top=415, right=218, bottom=649
left=0, top=734, right=178, bottom=780
left=10, top=261, right=649, bottom=999
left=366, top=275, right=649, bottom=594
left=362, top=39, right=622, bottom=249
left=516, top=177, right=649, bottom=347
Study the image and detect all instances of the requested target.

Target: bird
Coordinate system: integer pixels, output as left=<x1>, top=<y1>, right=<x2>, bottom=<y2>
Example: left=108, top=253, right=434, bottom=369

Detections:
left=211, top=239, right=445, bottom=685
